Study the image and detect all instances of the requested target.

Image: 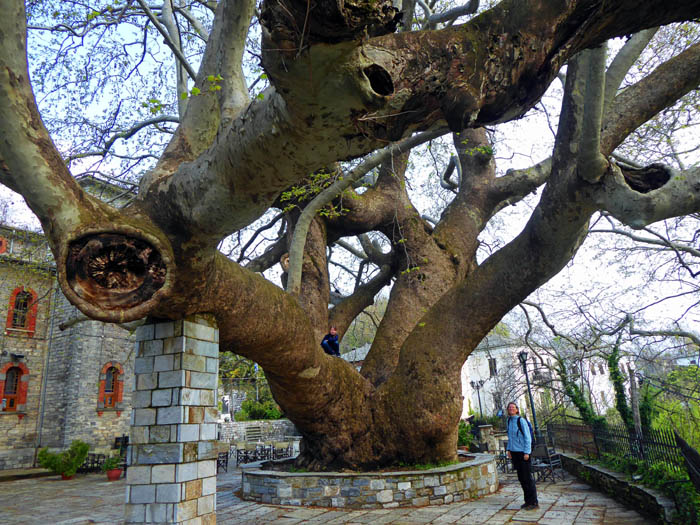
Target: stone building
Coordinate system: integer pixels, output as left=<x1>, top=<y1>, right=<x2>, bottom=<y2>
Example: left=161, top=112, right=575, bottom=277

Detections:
left=0, top=224, right=134, bottom=470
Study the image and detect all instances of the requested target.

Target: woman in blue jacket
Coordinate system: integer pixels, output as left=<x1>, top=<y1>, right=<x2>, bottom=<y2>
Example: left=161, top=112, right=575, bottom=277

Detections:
left=506, top=402, right=538, bottom=510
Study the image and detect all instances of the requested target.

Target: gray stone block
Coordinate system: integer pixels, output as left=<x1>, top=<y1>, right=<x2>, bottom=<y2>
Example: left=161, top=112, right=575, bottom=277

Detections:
left=177, top=424, right=199, bottom=442
left=155, top=321, right=180, bottom=339
left=197, top=441, right=217, bottom=460
left=183, top=320, right=217, bottom=342
left=149, top=425, right=171, bottom=443
left=124, top=503, right=146, bottom=522
left=154, top=354, right=174, bottom=372
left=136, top=373, right=158, bottom=391
left=163, top=336, right=185, bottom=354
left=133, top=324, right=155, bottom=342
left=202, top=476, right=217, bottom=496
left=200, top=423, right=216, bottom=441
left=131, top=390, right=152, bottom=409
left=126, top=465, right=152, bottom=485
left=198, top=459, right=216, bottom=478
left=130, top=484, right=156, bottom=504
left=185, top=338, right=218, bottom=358
left=189, top=371, right=217, bottom=389
left=157, top=406, right=184, bottom=425
left=136, top=443, right=183, bottom=464
left=156, top=483, right=180, bottom=503
left=145, top=503, right=167, bottom=523
left=141, top=339, right=164, bottom=357
left=151, top=464, right=175, bottom=483
left=151, top=388, right=172, bottom=407
left=158, top=370, right=186, bottom=388
left=180, top=388, right=201, bottom=406
left=176, top=461, right=198, bottom=482
left=134, top=356, right=154, bottom=374
left=133, top=408, right=156, bottom=426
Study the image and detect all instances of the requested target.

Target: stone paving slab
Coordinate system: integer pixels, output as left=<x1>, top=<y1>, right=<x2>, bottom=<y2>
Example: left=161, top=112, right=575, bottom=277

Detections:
left=0, top=468, right=656, bottom=524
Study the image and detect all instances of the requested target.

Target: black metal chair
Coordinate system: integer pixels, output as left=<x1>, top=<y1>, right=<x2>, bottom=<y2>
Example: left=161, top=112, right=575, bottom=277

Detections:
left=531, top=443, right=565, bottom=482
left=112, top=435, right=129, bottom=474
left=217, top=452, right=229, bottom=472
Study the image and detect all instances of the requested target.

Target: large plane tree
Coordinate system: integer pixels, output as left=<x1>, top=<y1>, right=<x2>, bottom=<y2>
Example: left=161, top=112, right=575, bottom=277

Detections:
left=1, top=0, right=700, bottom=470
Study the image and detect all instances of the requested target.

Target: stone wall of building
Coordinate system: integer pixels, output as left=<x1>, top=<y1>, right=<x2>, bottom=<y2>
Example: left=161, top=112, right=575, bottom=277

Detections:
left=0, top=225, right=134, bottom=468
left=29, top=290, right=134, bottom=452
left=0, top=257, right=55, bottom=470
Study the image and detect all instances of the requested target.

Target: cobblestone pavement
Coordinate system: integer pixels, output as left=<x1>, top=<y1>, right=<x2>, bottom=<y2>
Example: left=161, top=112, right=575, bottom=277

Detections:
left=1, top=469, right=654, bottom=524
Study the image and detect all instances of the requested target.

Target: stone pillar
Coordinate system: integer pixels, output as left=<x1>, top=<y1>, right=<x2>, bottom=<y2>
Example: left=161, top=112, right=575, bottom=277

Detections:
left=477, top=424, right=496, bottom=453
left=125, top=315, right=219, bottom=525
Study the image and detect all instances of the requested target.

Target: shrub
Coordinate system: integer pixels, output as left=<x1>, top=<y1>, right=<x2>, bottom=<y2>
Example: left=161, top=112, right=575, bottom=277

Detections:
left=458, top=420, right=473, bottom=447
left=37, top=440, right=89, bottom=478
left=234, top=399, right=282, bottom=421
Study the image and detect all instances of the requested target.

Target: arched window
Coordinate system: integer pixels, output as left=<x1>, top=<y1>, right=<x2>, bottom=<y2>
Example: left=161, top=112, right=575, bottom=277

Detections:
left=97, top=362, right=124, bottom=415
left=104, top=366, right=118, bottom=408
left=12, top=291, right=32, bottom=328
left=3, top=367, right=20, bottom=411
left=5, top=287, right=38, bottom=337
left=0, top=362, right=29, bottom=414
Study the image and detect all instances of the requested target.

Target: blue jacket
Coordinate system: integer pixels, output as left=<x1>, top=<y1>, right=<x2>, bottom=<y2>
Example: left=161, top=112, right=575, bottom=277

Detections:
left=506, top=416, right=532, bottom=454
left=321, top=333, right=340, bottom=356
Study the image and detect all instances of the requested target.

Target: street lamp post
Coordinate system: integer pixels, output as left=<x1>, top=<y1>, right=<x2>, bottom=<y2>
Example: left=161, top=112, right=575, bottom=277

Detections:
left=470, top=379, right=485, bottom=418
left=518, top=351, right=540, bottom=438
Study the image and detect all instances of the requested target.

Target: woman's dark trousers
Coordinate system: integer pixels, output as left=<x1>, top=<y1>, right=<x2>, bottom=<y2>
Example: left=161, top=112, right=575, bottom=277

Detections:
left=511, top=451, right=538, bottom=506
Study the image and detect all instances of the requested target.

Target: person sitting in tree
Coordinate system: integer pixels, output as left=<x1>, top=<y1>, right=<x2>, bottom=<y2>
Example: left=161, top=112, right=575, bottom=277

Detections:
left=320, top=326, right=340, bottom=357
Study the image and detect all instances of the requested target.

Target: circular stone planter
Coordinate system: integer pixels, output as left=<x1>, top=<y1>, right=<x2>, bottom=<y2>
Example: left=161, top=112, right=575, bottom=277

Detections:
left=240, top=453, right=498, bottom=509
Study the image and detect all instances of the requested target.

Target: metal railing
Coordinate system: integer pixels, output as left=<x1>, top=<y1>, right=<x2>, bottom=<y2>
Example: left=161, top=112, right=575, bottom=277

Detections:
left=549, top=421, right=685, bottom=473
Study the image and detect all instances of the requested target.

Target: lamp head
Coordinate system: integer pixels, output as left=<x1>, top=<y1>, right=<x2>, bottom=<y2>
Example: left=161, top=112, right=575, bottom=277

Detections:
left=518, top=351, right=528, bottom=365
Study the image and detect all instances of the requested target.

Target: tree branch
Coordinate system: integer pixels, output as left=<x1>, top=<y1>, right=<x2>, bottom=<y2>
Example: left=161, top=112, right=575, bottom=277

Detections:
left=66, top=116, right=179, bottom=162
left=134, top=0, right=197, bottom=81
left=603, top=28, right=658, bottom=115
left=285, top=129, right=445, bottom=296
left=427, top=0, right=479, bottom=26
left=578, top=45, right=609, bottom=184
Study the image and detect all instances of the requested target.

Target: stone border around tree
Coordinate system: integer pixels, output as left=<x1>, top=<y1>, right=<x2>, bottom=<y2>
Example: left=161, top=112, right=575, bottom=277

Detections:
left=560, top=453, right=676, bottom=524
left=240, top=453, right=498, bottom=509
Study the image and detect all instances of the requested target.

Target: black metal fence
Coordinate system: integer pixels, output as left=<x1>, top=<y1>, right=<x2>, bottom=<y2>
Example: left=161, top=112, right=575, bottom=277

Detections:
left=549, top=421, right=685, bottom=473
left=593, top=424, right=685, bottom=473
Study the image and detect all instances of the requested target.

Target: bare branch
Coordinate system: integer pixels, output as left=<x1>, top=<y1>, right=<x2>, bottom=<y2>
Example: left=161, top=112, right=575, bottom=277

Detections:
left=66, top=116, right=179, bottom=162
left=428, top=0, right=479, bottom=25
left=285, top=128, right=446, bottom=296
left=604, top=28, right=658, bottom=114
left=134, top=0, right=197, bottom=81
left=578, top=45, right=609, bottom=183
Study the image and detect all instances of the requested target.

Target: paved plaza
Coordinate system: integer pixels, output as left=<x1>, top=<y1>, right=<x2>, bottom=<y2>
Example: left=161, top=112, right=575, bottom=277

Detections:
left=1, top=468, right=654, bottom=524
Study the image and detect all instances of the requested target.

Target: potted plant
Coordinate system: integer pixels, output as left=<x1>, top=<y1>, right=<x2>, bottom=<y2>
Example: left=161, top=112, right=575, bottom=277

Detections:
left=37, top=440, right=89, bottom=480
left=101, top=455, right=123, bottom=481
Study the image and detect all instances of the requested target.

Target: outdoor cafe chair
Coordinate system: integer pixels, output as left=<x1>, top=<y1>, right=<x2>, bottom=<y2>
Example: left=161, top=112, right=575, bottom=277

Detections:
left=531, top=443, right=565, bottom=483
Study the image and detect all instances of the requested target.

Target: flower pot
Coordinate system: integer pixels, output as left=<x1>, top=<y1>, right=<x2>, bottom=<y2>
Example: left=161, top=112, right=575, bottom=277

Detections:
left=61, top=473, right=74, bottom=480
left=106, top=468, right=122, bottom=481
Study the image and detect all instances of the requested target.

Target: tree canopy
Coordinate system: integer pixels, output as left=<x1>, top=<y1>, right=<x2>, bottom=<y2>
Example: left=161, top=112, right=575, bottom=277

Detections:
left=1, top=0, right=700, bottom=469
